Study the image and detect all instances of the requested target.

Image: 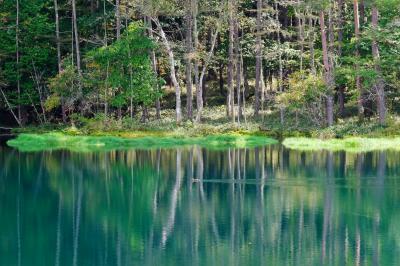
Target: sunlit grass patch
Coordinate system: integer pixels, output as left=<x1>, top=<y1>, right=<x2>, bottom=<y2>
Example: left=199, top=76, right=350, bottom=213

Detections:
left=7, top=133, right=278, bottom=152
left=283, top=137, right=400, bottom=152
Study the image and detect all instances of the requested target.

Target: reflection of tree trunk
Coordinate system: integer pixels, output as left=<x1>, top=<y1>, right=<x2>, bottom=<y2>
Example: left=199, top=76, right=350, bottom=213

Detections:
left=243, top=148, right=248, bottom=180
left=33, top=155, right=45, bottom=202
left=355, top=229, right=361, bottom=265
left=103, top=222, right=108, bottom=265
left=187, top=148, right=194, bottom=185
left=255, top=148, right=260, bottom=179
left=236, top=149, right=241, bottom=180
left=195, top=147, right=206, bottom=200
left=256, top=182, right=264, bottom=264
left=296, top=201, right=304, bottom=265
left=373, top=151, right=385, bottom=266
left=73, top=173, right=83, bottom=266
left=187, top=149, right=195, bottom=264
left=161, top=149, right=183, bottom=246
left=355, top=153, right=363, bottom=173
left=17, top=157, right=21, bottom=266
left=196, top=147, right=204, bottom=180
left=228, top=148, right=233, bottom=180
left=322, top=152, right=334, bottom=262
left=372, top=212, right=380, bottom=266
left=55, top=192, right=62, bottom=266
left=230, top=175, right=235, bottom=265
left=339, top=152, right=346, bottom=178
left=376, top=152, right=386, bottom=196
left=117, top=227, right=122, bottom=266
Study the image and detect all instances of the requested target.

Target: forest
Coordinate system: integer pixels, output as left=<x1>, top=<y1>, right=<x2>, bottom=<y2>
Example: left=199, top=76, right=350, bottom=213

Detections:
left=0, top=0, right=400, bottom=137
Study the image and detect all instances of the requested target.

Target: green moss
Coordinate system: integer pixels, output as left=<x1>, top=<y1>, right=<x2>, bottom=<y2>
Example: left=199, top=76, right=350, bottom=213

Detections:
left=283, top=137, right=400, bottom=152
left=7, top=133, right=278, bottom=152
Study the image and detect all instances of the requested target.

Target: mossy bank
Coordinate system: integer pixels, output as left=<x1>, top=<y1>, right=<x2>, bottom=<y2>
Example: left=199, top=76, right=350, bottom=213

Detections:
left=7, top=132, right=278, bottom=152
left=283, top=137, right=400, bottom=153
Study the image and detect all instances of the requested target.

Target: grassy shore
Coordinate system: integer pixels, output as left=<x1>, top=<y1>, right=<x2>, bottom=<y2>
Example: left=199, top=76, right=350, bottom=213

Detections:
left=8, top=132, right=278, bottom=152
left=283, top=137, right=400, bottom=152
left=7, top=106, right=400, bottom=152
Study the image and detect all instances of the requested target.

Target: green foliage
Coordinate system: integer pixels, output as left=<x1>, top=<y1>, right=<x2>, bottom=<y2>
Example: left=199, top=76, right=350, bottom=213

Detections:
left=46, top=61, right=80, bottom=111
left=0, top=0, right=56, bottom=108
left=279, top=71, right=326, bottom=108
left=86, top=22, right=160, bottom=109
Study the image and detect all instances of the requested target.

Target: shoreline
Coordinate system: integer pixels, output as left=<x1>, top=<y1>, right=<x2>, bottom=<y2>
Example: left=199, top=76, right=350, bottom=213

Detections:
left=7, top=132, right=278, bottom=152
left=6, top=129, right=400, bottom=153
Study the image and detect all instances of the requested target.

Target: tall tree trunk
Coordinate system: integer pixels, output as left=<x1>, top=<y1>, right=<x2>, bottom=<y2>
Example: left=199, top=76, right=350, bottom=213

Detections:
left=275, top=2, right=283, bottom=92
left=371, top=5, right=386, bottom=125
left=185, top=0, right=193, bottom=120
left=54, top=0, right=66, bottom=123
left=72, top=0, right=81, bottom=73
left=308, top=13, right=316, bottom=75
left=153, top=18, right=182, bottom=123
left=354, top=0, right=364, bottom=121
left=193, top=0, right=201, bottom=120
left=320, top=10, right=334, bottom=126
left=146, top=17, right=161, bottom=119
left=116, top=0, right=121, bottom=39
left=196, top=30, right=219, bottom=122
left=234, top=15, right=242, bottom=122
left=296, top=2, right=304, bottom=72
left=16, top=0, right=21, bottom=123
left=0, top=88, right=22, bottom=126
left=254, top=0, right=262, bottom=117
left=228, top=0, right=235, bottom=122
left=360, top=0, right=366, bottom=26
left=337, top=0, right=345, bottom=117
left=219, top=59, right=224, bottom=95
left=103, top=0, right=109, bottom=118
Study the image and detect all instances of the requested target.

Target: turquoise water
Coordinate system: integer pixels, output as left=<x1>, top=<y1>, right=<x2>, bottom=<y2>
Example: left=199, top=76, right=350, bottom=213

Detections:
left=1, top=143, right=400, bottom=265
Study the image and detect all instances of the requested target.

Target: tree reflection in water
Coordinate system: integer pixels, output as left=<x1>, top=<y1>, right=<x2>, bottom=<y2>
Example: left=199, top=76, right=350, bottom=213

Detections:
left=0, top=145, right=399, bottom=265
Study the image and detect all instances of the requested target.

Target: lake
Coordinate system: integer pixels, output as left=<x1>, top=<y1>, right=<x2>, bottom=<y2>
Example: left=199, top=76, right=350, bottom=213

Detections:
left=1, top=141, right=400, bottom=265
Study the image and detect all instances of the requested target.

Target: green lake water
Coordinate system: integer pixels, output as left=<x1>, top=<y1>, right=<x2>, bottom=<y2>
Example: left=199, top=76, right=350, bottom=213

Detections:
left=1, top=141, right=400, bottom=265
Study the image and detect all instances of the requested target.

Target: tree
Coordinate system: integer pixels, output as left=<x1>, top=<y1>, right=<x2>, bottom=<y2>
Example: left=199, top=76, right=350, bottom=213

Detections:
left=319, top=8, right=334, bottom=126
left=71, top=0, right=82, bottom=78
left=254, top=0, right=262, bottom=117
left=185, top=0, right=194, bottom=120
left=353, top=0, right=365, bottom=120
left=227, top=0, right=235, bottom=122
left=371, top=3, right=386, bottom=125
